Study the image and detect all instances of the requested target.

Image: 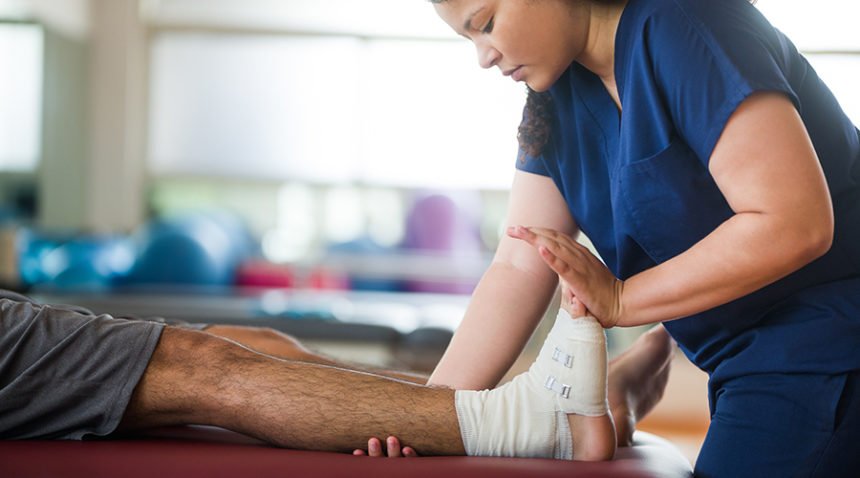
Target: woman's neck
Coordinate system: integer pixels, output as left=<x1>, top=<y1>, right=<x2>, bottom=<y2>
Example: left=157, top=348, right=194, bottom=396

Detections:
left=577, top=0, right=627, bottom=83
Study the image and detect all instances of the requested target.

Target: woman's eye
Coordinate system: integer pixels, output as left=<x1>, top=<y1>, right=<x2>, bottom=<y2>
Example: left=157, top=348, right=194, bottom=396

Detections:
left=482, top=17, right=494, bottom=34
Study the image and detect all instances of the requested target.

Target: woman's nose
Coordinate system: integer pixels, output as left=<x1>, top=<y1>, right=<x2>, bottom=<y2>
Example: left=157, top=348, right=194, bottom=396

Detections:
left=476, top=42, right=501, bottom=69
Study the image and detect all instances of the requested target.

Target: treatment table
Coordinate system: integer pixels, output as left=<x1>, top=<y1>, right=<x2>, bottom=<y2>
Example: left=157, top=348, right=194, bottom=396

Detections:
left=5, top=290, right=693, bottom=477
left=0, top=426, right=692, bottom=477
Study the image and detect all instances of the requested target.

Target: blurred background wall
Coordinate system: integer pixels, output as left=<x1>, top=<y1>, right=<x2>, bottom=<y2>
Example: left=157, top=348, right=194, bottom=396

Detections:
left=1, top=0, right=858, bottom=272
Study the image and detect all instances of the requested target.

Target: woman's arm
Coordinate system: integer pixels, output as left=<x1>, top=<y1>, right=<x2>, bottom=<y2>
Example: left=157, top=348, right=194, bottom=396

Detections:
left=428, top=169, right=577, bottom=390
left=515, top=92, right=834, bottom=327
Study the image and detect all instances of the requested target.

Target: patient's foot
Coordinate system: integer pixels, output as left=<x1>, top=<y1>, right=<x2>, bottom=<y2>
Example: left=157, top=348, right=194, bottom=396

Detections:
left=453, top=309, right=615, bottom=460
left=560, top=287, right=674, bottom=447
left=559, top=289, right=616, bottom=459
left=607, top=325, right=674, bottom=446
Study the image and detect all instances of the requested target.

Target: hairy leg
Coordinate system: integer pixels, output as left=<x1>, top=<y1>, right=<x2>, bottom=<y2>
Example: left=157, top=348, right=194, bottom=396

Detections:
left=203, top=320, right=673, bottom=453
left=119, top=327, right=465, bottom=455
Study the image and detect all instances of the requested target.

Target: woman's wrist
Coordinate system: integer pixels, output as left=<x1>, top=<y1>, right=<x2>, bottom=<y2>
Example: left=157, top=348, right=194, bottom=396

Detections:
left=606, top=278, right=625, bottom=328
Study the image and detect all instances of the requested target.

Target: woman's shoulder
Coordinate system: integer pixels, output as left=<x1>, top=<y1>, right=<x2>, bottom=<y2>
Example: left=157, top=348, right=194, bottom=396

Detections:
left=620, top=0, right=770, bottom=45
left=623, top=0, right=757, bottom=20
left=617, top=0, right=783, bottom=81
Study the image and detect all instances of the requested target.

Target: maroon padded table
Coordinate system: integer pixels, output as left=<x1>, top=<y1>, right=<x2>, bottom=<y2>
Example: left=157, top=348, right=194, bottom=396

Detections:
left=0, top=427, right=692, bottom=478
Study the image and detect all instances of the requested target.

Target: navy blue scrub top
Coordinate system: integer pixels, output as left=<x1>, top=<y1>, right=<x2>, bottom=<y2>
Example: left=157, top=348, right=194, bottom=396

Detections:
left=517, top=0, right=860, bottom=383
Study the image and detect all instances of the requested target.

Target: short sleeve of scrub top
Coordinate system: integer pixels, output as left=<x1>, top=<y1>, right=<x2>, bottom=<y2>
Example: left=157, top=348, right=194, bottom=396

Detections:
left=632, top=0, right=803, bottom=165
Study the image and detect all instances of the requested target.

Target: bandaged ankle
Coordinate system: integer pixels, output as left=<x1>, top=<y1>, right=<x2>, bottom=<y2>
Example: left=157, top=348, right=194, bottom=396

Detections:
left=454, top=309, right=608, bottom=459
left=536, top=309, right=609, bottom=416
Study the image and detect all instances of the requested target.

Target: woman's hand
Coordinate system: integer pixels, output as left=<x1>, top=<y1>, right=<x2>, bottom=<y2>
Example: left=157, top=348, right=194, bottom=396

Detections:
left=560, top=282, right=588, bottom=317
left=352, top=436, right=418, bottom=457
left=508, top=225, right=624, bottom=328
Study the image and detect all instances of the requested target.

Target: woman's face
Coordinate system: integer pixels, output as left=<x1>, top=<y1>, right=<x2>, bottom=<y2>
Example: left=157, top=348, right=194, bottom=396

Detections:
left=434, top=0, right=589, bottom=92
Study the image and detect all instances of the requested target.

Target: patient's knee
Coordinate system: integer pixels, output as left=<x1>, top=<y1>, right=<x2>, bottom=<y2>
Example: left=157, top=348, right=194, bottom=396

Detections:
left=124, top=327, right=247, bottom=426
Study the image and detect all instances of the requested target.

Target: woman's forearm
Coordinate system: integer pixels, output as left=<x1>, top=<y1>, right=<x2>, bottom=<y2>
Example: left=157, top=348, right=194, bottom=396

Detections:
left=428, top=260, right=558, bottom=390
left=619, top=209, right=832, bottom=327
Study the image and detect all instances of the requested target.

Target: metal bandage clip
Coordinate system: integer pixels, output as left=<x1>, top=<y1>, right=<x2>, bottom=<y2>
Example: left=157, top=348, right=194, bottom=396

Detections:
left=551, top=347, right=574, bottom=368
left=544, top=375, right=571, bottom=399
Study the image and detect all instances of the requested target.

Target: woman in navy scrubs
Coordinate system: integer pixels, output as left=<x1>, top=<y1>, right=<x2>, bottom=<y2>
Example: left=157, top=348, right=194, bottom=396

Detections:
left=428, top=0, right=860, bottom=475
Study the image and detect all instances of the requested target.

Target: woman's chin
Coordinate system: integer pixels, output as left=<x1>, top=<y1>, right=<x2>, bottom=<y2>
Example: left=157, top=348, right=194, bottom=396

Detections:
left=526, top=81, right=551, bottom=93
left=525, top=72, right=563, bottom=93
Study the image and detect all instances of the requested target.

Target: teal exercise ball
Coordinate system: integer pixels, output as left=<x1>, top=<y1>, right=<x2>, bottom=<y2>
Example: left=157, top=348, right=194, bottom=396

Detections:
left=124, top=212, right=251, bottom=286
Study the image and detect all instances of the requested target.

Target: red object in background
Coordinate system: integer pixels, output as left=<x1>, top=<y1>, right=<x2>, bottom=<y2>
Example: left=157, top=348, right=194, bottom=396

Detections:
left=235, top=260, right=295, bottom=289
left=307, top=266, right=351, bottom=290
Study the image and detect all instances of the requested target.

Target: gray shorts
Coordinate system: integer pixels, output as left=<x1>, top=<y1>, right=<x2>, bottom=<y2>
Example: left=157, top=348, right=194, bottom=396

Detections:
left=0, top=290, right=204, bottom=440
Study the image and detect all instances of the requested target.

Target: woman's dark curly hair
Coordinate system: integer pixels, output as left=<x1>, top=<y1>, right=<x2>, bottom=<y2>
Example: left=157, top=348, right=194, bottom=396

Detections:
left=517, top=87, right=555, bottom=161
left=429, top=0, right=756, bottom=160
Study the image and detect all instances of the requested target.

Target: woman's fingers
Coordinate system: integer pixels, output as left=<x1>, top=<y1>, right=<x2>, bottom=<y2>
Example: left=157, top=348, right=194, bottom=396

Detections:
left=510, top=225, right=623, bottom=327
left=509, top=225, right=584, bottom=251
left=561, top=282, right=589, bottom=317
left=525, top=226, right=582, bottom=250
left=570, top=297, right=588, bottom=317
left=538, top=246, right=572, bottom=278
left=508, top=227, right=587, bottom=266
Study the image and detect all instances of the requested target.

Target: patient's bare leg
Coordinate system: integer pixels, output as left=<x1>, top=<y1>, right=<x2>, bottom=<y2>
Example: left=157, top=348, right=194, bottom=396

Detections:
left=120, top=325, right=616, bottom=460
left=119, top=327, right=465, bottom=455
left=203, top=321, right=674, bottom=452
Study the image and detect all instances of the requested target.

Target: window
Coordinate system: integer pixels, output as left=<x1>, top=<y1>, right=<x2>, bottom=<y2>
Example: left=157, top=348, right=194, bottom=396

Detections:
left=0, top=23, right=43, bottom=171
left=148, top=3, right=859, bottom=192
left=148, top=33, right=525, bottom=190
left=756, top=0, right=860, bottom=125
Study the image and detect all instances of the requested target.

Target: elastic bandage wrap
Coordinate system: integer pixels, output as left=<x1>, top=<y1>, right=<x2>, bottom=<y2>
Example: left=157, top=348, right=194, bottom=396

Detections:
left=454, top=309, right=608, bottom=459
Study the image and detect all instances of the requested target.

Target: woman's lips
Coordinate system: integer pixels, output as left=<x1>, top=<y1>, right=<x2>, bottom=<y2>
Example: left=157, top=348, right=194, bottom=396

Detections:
left=511, top=66, right=525, bottom=82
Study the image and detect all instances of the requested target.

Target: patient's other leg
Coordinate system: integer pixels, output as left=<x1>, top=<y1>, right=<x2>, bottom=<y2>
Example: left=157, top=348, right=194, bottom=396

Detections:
left=607, top=325, right=674, bottom=446
left=203, top=325, right=429, bottom=385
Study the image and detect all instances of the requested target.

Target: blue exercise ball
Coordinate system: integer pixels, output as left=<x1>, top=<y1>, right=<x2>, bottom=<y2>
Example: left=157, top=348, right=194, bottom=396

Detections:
left=124, top=212, right=252, bottom=286
left=19, top=233, right=135, bottom=291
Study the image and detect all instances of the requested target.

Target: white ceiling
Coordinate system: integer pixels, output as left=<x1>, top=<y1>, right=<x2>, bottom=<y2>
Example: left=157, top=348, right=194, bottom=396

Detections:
left=141, top=0, right=459, bottom=39
left=1, top=0, right=856, bottom=48
left=142, top=0, right=860, bottom=49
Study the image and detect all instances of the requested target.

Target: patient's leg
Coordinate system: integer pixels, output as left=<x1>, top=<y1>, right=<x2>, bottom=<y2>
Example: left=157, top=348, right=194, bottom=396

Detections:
left=120, top=316, right=616, bottom=459
left=202, top=322, right=673, bottom=457
left=204, top=325, right=429, bottom=385
left=607, top=324, right=674, bottom=446
left=119, top=327, right=465, bottom=455
left=202, top=318, right=671, bottom=453
left=454, top=309, right=616, bottom=460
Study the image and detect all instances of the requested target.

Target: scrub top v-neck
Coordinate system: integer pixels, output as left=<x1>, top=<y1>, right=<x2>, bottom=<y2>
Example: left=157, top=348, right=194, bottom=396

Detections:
left=516, top=0, right=860, bottom=383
